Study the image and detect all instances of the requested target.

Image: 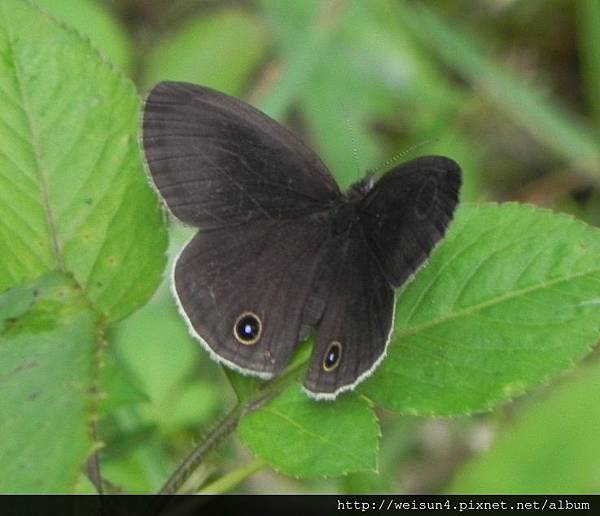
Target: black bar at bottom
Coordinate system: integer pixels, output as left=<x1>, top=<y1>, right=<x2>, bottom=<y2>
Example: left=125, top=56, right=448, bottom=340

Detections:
left=0, top=494, right=596, bottom=516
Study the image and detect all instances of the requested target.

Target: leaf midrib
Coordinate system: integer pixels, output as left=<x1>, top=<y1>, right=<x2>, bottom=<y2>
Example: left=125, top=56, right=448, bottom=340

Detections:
left=398, top=265, right=600, bottom=340
left=2, top=10, right=64, bottom=271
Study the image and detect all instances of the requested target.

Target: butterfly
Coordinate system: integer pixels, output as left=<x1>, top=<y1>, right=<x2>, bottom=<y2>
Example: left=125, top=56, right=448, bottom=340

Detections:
left=141, top=81, right=461, bottom=400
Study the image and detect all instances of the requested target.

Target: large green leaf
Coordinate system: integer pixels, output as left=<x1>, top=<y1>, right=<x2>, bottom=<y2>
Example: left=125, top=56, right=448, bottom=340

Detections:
left=0, top=273, right=98, bottom=492
left=0, top=0, right=167, bottom=321
left=142, top=9, right=267, bottom=95
left=449, top=360, right=600, bottom=493
left=239, top=386, right=379, bottom=478
left=363, top=203, right=600, bottom=414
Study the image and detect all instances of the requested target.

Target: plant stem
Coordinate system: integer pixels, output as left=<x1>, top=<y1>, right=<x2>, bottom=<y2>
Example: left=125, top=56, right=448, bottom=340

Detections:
left=156, top=359, right=307, bottom=495
left=157, top=404, right=244, bottom=495
left=198, top=458, right=267, bottom=495
left=85, top=422, right=103, bottom=494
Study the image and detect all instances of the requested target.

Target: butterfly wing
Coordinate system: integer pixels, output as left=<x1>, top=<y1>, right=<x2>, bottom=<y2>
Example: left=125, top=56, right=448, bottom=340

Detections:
left=142, top=81, right=340, bottom=228
left=359, top=156, right=461, bottom=287
left=303, top=156, right=461, bottom=398
left=174, top=217, right=331, bottom=378
left=303, top=226, right=395, bottom=399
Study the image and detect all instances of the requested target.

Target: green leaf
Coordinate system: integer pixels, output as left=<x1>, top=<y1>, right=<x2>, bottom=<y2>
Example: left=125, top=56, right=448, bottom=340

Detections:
left=0, top=273, right=98, bottom=492
left=362, top=203, right=600, bottom=415
left=101, top=409, right=171, bottom=493
left=110, top=272, right=209, bottom=415
left=449, top=360, right=600, bottom=493
left=227, top=341, right=312, bottom=402
left=224, top=368, right=263, bottom=402
left=0, top=0, right=167, bottom=321
left=98, top=346, right=148, bottom=417
left=239, top=386, right=379, bottom=478
left=142, top=9, right=267, bottom=95
left=34, top=0, right=134, bottom=73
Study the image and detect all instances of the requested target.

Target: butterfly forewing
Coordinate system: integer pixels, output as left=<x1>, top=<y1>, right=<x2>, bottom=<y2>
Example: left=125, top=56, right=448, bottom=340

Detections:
left=142, top=81, right=340, bottom=228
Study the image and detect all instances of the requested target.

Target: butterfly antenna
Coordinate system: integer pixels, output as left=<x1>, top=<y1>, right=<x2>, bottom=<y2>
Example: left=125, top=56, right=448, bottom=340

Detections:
left=341, top=103, right=361, bottom=181
left=373, top=138, right=440, bottom=175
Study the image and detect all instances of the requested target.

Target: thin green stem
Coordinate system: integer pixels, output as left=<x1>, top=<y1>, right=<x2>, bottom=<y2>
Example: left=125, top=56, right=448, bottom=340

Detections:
left=198, top=458, right=267, bottom=494
left=157, top=404, right=244, bottom=495
left=85, top=434, right=103, bottom=494
left=155, top=357, right=308, bottom=496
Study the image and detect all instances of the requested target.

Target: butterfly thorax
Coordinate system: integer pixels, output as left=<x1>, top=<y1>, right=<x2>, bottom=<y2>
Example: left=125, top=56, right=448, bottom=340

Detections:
left=331, top=202, right=357, bottom=236
left=330, top=172, right=374, bottom=235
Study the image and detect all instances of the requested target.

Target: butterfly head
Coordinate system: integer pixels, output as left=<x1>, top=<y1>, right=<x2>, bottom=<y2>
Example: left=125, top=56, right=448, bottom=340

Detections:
left=346, top=171, right=375, bottom=201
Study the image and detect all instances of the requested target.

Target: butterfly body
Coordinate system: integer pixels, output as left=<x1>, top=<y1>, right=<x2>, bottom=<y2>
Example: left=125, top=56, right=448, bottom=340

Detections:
left=142, top=81, right=461, bottom=399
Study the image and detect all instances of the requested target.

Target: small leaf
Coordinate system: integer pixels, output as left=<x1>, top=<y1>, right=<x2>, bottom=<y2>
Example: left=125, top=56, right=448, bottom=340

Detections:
left=239, top=386, right=379, bottom=477
left=449, top=360, right=600, bottom=493
left=0, top=0, right=167, bottom=321
left=142, top=10, right=267, bottom=95
left=227, top=341, right=311, bottom=402
left=363, top=203, right=600, bottom=415
left=0, top=273, right=98, bottom=492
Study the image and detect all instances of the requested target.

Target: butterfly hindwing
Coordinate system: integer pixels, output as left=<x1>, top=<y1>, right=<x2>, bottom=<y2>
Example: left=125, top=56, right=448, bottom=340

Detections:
left=174, top=217, right=330, bottom=377
left=303, top=225, right=395, bottom=398
left=142, top=81, right=340, bottom=228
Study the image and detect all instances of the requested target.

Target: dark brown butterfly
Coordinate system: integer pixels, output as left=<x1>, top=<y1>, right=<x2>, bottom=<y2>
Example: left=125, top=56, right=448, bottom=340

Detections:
left=142, top=82, right=461, bottom=400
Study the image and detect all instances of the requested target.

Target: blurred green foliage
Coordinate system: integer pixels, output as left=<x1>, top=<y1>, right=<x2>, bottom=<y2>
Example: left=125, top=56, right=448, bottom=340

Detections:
left=0, top=0, right=599, bottom=495
left=450, top=358, right=600, bottom=493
